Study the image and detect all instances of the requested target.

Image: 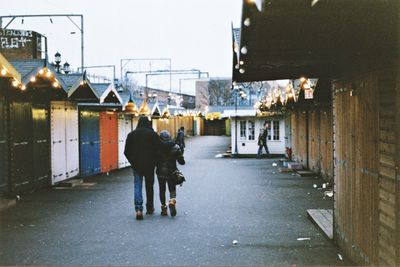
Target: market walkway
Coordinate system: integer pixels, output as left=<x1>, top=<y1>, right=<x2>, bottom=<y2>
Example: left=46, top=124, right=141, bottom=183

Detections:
left=0, top=136, right=353, bottom=266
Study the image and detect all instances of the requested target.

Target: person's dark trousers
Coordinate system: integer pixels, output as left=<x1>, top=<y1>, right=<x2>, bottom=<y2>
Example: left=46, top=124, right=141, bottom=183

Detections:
left=263, top=143, right=269, bottom=155
left=144, top=171, right=155, bottom=212
left=157, top=176, right=176, bottom=206
left=257, top=144, right=270, bottom=158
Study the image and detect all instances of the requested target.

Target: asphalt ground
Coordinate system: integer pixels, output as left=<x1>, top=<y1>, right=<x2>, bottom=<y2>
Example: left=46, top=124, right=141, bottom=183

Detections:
left=0, top=135, right=354, bottom=266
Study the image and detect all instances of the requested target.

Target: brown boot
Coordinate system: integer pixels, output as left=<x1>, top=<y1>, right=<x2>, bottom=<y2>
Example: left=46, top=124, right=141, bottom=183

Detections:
left=136, top=211, right=143, bottom=220
left=169, top=198, right=176, bottom=217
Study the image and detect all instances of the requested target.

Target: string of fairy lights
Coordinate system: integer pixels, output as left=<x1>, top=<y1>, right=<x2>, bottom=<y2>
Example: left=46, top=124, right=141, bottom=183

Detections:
left=2, top=65, right=61, bottom=91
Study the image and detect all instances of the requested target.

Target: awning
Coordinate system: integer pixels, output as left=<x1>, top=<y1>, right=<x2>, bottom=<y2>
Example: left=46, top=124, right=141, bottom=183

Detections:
left=234, top=0, right=399, bottom=82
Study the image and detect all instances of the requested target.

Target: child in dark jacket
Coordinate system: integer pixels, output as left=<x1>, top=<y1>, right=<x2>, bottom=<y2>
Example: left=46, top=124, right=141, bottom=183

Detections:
left=156, top=130, right=185, bottom=216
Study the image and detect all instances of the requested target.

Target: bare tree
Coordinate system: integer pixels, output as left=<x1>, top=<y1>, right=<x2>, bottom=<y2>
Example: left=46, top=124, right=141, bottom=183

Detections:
left=208, top=79, right=231, bottom=106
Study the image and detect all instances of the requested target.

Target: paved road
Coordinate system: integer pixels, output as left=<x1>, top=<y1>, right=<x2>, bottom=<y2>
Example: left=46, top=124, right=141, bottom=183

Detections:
left=0, top=136, right=353, bottom=266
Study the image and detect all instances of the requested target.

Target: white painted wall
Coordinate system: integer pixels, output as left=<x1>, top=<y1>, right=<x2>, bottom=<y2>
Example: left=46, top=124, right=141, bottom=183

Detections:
left=118, top=114, right=132, bottom=169
left=50, top=101, right=79, bottom=185
left=51, top=102, right=67, bottom=184
left=230, top=116, right=286, bottom=155
left=65, top=103, right=79, bottom=179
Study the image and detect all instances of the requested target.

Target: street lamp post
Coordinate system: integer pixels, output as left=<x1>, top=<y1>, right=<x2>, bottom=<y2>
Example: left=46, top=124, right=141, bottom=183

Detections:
left=54, top=52, right=61, bottom=73
left=63, top=62, right=70, bottom=74
left=53, top=52, right=70, bottom=74
left=233, top=85, right=246, bottom=156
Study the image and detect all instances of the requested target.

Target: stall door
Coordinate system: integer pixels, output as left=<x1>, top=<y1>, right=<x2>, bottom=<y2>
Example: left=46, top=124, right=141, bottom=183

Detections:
left=80, top=111, right=100, bottom=177
left=0, top=93, right=8, bottom=194
left=65, top=103, right=79, bottom=179
left=118, top=114, right=132, bottom=168
left=152, top=119, right=158, bottom=132
left=132, top=117, right=138, bottom=130
left=51, top=102, right=67, bottom=184
left=9, top=102, right=34, bottom=193
left=32, top=103, right=50, bottom=188
left=100, top=112, right=118, bottom=173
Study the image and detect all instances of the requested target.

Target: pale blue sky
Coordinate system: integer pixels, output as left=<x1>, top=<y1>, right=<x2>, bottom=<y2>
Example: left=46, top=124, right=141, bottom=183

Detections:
left=1, top=0, right=243, bottom=91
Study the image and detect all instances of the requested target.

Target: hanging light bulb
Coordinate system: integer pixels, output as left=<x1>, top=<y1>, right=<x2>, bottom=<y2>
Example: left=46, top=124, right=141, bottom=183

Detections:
left=240, top=46, right=248, bottom=54
left=39, top=69, right=44, bottom=75
left=53, top=81, right=59, bottom=88
left=233, top=43, right=239, bottom=53
left=21, top=84, right=26, bottom=90
left=239, top=68, right=245, bottom=74
left=12, top=80, right=19, bottom=87
left=1, top=68, right=6, bottom=76
left=30, top=76, right=36, bottom=82
left=239, top=60, right=244, bottom=65
left=244, top=18, right=251, bottom=27
left=303, top=82, right=311, bottom=89
left=46, top=70, right=52, bottom=77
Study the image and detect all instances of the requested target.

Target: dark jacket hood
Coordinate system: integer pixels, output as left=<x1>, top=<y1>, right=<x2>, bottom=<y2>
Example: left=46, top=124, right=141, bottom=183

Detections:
left=137, top=116, right=151, bottom=129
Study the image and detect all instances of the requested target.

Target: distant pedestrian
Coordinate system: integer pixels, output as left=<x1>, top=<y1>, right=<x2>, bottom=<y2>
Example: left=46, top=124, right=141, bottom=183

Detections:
left=257, top=122, right=270, bottom=158
left=175, top=126, right=185, bottom=154
left=124, top=116, right=161, bottom=220
left=156, top=130, right=185, bottom=216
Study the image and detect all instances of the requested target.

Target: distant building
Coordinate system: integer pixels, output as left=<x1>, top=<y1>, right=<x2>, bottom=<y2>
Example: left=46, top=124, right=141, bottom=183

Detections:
left=195, top=77, right=232, bottom=112
left=0, top=29, right=44, bottom=60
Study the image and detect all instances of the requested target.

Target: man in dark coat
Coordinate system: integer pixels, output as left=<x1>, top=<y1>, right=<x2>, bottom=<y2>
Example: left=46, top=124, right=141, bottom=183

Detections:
left=124, top=116, right=160, bottom=220
left=257, top=122, right=270, bottom=159
left=175, top=126, right=185, bottom=154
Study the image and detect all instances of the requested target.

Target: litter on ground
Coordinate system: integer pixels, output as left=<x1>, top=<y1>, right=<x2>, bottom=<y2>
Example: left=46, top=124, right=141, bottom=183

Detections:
left=297, top=237, right=311, bottom=241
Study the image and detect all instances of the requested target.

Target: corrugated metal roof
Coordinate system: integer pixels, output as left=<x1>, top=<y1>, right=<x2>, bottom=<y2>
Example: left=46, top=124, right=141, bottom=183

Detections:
left=91, top=83, right=110, bottom=97
left=10, top=59, right=44, bottom=78
left=59, top=73, right=82, bottom=88
left=118, top=90, right=132, bottom=105
left=10, top=58, right=67, bottom=92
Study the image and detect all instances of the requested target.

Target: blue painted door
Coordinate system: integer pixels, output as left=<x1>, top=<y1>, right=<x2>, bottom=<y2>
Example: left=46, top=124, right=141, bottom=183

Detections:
left=79, top=110, right=100, bottom=177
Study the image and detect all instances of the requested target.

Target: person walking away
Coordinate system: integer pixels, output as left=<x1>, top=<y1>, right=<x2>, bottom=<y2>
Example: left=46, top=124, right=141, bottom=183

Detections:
left=175, top=126, right=185, bottom=154
left=124, top=116, right=160, bottom=220
left=156, top=130, right=185, bottom=216
left=257, top=122, right=270, bottom=158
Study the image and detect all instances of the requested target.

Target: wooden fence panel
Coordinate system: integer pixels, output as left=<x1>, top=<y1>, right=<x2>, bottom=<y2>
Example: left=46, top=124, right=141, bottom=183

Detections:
left=320, top=109, right=333, bottom=180
left=308, top=110, right=320, bottom=173
left=333, top=74, right=380, bottom=265
left=291, top=111, right=299, bottom=162
left=378, top=71, right=399, bottom=266
left=297, top=111, right=307, bottom=167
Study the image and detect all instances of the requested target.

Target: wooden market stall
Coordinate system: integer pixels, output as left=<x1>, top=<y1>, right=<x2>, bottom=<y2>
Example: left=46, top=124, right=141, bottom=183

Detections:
left=49, top=73, right=99, bottom=184
left=0, top=53, right=21, bottom=195
left=234, top=1, right=399, bottom=265
left=7, top=58, right=68, bottom=194
left=78, top=82, right=122, bottom=177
